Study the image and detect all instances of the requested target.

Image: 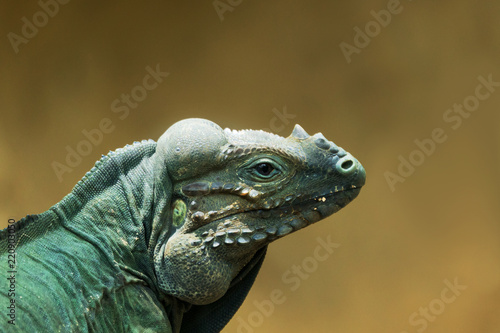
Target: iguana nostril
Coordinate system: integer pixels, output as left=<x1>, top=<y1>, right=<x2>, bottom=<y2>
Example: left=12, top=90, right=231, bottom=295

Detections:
left=341, top=160, right=353, bottom=170
left=336, top=156, right=356, bottom=174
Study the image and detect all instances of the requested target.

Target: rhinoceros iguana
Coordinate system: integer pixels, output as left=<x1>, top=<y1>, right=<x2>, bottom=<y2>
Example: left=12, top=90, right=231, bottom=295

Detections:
left=0, top=118, right=365, bottom=332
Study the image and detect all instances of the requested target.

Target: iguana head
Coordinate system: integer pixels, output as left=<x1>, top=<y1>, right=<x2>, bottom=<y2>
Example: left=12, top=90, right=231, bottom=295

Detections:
left=153, top=118, right=365, bottom=305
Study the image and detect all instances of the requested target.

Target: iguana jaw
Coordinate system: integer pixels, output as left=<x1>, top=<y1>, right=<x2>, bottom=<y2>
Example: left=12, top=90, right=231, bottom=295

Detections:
left=183, top=186, right=362, bottom=250
left=155, top=186, right=362, bottom=306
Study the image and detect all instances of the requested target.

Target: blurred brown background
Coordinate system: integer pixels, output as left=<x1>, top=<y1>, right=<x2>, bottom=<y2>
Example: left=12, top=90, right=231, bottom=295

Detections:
left=1, top=1, right=499, bottom=332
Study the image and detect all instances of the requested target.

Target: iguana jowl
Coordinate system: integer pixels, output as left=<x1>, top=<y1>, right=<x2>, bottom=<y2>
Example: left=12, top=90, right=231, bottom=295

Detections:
left=0, top=118, right=365, bottom=332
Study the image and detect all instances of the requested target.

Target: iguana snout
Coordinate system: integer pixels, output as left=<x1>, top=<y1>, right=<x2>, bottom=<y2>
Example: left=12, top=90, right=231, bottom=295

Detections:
left=154, top=118, right=365, bottom=305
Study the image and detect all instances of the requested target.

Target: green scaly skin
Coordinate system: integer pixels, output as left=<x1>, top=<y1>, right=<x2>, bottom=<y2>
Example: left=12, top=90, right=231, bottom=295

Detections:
left=0, top=118, right=365, bottom=332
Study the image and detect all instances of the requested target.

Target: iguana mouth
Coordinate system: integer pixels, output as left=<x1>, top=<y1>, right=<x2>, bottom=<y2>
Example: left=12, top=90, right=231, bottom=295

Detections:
left=187, top=186, right=361, bottom=249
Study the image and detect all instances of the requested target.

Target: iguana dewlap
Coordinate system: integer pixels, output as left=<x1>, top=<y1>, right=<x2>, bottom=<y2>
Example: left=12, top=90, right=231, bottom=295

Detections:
left=0, top=118, right=365, bottom=332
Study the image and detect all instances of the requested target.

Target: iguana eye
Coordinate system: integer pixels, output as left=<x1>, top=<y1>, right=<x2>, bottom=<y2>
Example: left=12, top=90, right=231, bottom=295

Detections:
left=248, top=159, right=281, bottom=181
left=239, top=157, right=285, bottom=183
left=254, top=163, right=275, bottom=177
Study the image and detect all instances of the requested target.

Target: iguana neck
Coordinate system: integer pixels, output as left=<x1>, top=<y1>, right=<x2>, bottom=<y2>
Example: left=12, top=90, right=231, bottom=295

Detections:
left=52, top=140, right=163, bottom=286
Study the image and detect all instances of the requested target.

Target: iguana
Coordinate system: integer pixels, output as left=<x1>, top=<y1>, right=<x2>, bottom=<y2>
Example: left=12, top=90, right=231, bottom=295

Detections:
left=0, top=118, right=365, bottom=332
